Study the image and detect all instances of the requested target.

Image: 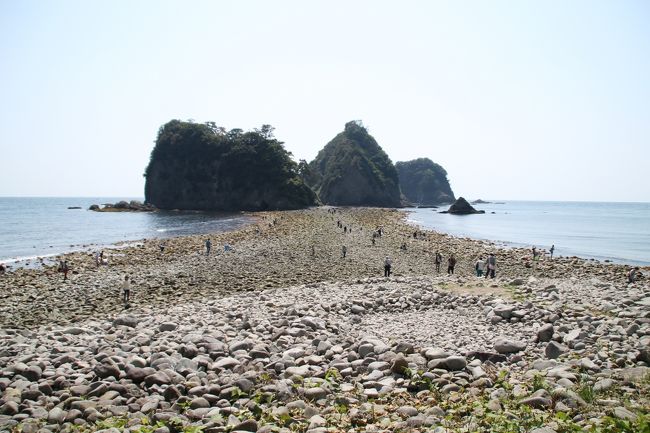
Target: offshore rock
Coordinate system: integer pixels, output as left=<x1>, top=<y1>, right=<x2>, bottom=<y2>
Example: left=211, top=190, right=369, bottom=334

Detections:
left=441, top=197, right=485, bottom=215
left=90, top=200, right=156, bottom=212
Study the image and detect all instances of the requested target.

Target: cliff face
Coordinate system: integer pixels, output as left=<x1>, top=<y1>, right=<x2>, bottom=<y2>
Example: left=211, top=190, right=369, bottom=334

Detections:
left=395, top=158, right=455, bottom=205
left=306, top=121, right=401, bottom=207
left=144, top=121, right=317, bottom=211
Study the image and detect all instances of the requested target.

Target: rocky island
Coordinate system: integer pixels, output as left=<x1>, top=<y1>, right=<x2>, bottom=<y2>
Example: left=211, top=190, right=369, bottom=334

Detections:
left=144, top=121, right=316, bottom=211
left=303, top=121, right=401, bottom=207
left=396, top=158, right=455, bottom=206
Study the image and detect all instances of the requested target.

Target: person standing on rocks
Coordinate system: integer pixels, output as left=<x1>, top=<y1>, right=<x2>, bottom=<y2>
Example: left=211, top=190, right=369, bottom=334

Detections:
left=95, top=251, right=108, bottom=266
left=447, top=254, right=456, bottom=275
left=475, top=257, right=485, bottom=277
left=342, top=245, right=347, bottom=258
left=205, top=239, right=212, bottom=256
left=121, top=275, right=131, bottom=303
left=384, top=256, right=392, bottom=277
left=58, top=260, right=70, bottom=281
left=628, top=267, right=639, bottom=283
left=486, top=254, right=496, bottom=278
left=434, top=251, right=442, bottom=272
left=532, top=247, right=540, bottom=272
left=550, top=244, right=555, bottom=259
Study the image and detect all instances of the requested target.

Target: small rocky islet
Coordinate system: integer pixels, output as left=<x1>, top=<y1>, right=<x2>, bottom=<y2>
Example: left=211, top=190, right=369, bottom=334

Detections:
left=0, top=208, right=648, bottom=433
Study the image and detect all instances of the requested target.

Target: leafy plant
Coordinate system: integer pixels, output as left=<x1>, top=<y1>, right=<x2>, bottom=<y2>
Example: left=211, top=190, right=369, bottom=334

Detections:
left=532, top=373, right=551, bottom=392
left=576, top=375, right=596, bottom=403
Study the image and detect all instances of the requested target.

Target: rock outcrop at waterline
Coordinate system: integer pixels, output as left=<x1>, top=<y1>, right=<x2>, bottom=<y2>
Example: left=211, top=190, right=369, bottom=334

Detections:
left=89, top=200, right=156, bottom=212
left=144, top=120, right=317, bottom=211
left=396, top=158, right=455, bottom=206
left=441, top=196, right=485, bottom=214
left=304, top=121, right=401, bottom=207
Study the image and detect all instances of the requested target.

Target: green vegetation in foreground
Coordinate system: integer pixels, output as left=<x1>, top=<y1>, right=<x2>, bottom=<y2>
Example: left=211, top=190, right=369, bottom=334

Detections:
left=15, top=371, right=647, bottom=433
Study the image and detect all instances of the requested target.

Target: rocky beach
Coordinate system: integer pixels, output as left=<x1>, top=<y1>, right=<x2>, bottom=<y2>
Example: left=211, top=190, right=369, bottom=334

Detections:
left=1, top=207, right=648, bottom=433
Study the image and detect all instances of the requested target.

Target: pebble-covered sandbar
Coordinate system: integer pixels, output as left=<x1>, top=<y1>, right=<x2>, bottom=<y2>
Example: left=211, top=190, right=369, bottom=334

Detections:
left=0, top=207, right=648, bottom=432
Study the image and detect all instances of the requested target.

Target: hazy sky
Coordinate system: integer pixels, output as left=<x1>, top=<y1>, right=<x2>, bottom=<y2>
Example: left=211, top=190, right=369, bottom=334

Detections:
left=1, top=1, right=648, bottom=201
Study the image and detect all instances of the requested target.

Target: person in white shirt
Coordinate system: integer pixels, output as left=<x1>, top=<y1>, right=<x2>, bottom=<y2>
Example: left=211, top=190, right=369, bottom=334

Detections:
left=475, top=257, right=485, bottom=277
left=121, top=275, right=131, bottom=303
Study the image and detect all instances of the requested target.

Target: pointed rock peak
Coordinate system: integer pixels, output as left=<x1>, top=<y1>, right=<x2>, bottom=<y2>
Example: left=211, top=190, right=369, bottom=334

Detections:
left=307, top=121, right=401, bottom=207
left=442, top=197, right=485, bottom=214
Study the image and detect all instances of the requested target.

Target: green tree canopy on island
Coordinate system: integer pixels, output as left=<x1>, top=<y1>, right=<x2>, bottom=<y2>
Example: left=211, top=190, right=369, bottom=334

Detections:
left=395, top=158, right=455, bottom=205
left=305, top=121, right=401, bottom=207
left=144, top=120, right=316, bottom=211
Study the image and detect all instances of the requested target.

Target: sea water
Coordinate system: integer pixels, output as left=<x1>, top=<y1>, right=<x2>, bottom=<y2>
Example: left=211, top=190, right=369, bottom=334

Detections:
left=0, top=197, right=254, bottom=266
left=2, top=198, right=648, bottom=268
left=405, top=201, right=650, bottom=266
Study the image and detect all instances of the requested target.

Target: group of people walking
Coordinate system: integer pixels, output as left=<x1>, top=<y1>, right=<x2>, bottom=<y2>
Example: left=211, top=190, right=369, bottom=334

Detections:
left=380, top=249, right=498, bottom=279
left=431, top=251, right=497, bottom=278
left=474, top=254, right=497, bottom=278
left=204, top=238, right=233, bottom=256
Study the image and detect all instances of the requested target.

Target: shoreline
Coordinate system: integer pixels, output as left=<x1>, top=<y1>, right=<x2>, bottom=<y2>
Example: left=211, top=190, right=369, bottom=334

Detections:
left=0, top=207, right=646, bottom=330
left=0, top=212, right=258, bottom=271
left=402, top=210, right=649, bottom=267
left=2, top=203, right=646, bottom=270
left=403, top=202, right=650, bottom=267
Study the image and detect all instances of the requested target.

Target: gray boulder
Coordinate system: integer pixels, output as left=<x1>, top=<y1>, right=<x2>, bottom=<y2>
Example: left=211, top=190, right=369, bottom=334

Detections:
left=545, top=341, right=568, bottom=359
left=113, top=316, right=139, bottom=328
left=536, top=324, right=554, bottom=342
left=494, top=338, right=526, bottom=354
